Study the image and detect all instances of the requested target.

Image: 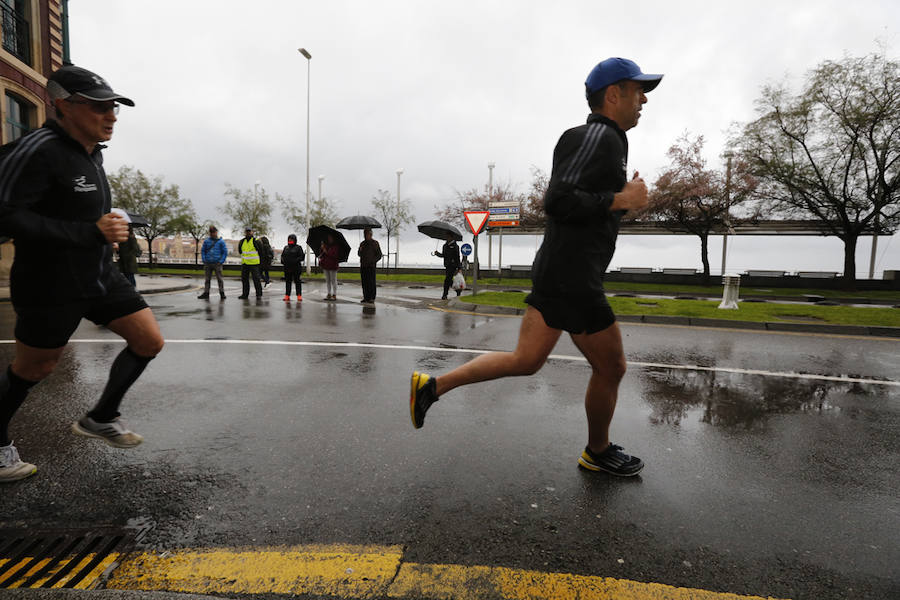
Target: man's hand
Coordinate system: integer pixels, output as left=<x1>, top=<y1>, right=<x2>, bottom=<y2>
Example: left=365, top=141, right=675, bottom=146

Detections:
left=96, top=212, right=129, bottom=244
left=610, top=171, right=649, bottom=212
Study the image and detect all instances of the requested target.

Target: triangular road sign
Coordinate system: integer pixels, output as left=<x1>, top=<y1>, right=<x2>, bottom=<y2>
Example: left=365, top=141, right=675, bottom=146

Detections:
left=464, top=211, right=490, bottom=235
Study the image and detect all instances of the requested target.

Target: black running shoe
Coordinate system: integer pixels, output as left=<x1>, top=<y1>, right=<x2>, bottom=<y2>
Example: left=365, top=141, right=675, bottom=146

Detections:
left=410, top=371, right=438, bottom=429
left=578, top=443, right=644, bottom=476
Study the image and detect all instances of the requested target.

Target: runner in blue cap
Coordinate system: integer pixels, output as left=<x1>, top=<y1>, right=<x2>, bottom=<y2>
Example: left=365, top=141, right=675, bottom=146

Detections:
left=409, top=58, right=663, bottom=477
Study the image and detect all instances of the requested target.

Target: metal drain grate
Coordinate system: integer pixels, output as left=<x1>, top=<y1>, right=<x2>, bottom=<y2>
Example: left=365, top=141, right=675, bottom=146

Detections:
left=0, top=525, right=148, bottom=590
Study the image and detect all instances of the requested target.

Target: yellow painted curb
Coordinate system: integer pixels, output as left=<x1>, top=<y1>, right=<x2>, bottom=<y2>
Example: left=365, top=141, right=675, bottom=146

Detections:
left=105, top=544, right=788, bottom=600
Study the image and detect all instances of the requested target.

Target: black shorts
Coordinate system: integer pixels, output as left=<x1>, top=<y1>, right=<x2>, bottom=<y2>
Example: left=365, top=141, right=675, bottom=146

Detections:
left=524, top=291, right=616, bottom=335
left=14, top=273, right=148, bottom=349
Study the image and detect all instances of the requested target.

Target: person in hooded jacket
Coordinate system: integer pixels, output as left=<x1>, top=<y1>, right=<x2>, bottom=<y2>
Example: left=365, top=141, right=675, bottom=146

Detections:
left=259, top=235, right=274, bottom=287
left=281, top=234, right=304, bottom=302
left=198, top=225, right=227, bottom=299
left=319, top=234, right=341, bottom=301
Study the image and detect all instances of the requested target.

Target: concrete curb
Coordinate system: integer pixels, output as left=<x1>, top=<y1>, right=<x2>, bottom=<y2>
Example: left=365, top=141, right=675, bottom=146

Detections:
left=448, top=299, right=900, bottom=338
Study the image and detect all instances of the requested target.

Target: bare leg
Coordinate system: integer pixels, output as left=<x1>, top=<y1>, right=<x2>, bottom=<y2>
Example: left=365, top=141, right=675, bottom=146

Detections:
left=569, top=322, right=627, bottom=454
left=105, top=307, right=164, bottom=358
left=435, top=307, right=562, bottom=396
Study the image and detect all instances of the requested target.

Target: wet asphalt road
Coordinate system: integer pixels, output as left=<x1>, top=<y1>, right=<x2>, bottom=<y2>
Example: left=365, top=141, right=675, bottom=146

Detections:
left=1, top=277, right=898, bottom=600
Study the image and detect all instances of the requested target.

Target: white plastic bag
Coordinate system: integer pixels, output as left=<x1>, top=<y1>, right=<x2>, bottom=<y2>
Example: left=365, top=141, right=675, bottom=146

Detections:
left=452, top=271, right=466, bottom=291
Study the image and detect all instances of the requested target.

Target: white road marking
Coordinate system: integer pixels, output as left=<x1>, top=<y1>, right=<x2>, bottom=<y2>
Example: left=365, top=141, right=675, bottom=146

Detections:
left=2, top=337, right=897, bottom=387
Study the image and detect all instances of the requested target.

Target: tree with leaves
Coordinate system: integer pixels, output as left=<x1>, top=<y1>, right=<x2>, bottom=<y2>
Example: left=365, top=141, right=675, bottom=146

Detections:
left=281, top=193, right=340, bottom=233
left=169, top=209, right=216, bottom=265
left=646, top=133, right=758, bottom=283
left=219, top=183, right=277, bottom=237
left=371, top=189, right=415, bottom=267
left=735, top=51, right=900, bottom=284
left=108, top=166, right=192, bottom=265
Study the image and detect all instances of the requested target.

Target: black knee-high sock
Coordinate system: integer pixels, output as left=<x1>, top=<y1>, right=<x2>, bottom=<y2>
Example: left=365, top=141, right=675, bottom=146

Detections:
left=88, top=347, right=154, bottom=422
left=0, top=366, right=38, bottom=446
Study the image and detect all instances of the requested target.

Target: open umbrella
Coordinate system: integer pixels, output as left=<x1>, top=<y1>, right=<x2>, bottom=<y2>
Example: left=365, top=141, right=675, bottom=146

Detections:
left=418, top=220, right=462, bottom=241
left=127, top=212, right=150, bottom=227
left=306, top=225, right=351, bottom=262
left=336, top=215, right=382, bottom=230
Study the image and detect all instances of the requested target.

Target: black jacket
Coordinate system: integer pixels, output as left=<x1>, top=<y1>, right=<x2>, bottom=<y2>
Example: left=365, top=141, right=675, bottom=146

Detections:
left=0, top=120, right=118, bottom=305
left=280, top=243, right=305, bottom=271
left=435, top=240, right=460, bottom=270
left=530, top=113, right=628, bottom=300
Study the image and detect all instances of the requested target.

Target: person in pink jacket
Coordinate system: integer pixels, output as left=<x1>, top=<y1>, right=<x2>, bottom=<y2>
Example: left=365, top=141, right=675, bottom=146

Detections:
left=319, top=234, right=341, bottom=301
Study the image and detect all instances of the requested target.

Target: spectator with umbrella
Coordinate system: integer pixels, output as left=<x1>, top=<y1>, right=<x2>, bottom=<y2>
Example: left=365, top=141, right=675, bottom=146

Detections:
left=307, top=225, right=351, bottom=301
left=336, top=215, right=384, bottom=304
left=417, top=220, right=463, bottom=299
left=357, top=228, right=383, bottom=303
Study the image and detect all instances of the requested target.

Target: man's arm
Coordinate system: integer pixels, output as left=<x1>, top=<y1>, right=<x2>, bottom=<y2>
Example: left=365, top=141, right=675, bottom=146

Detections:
left=0, top=150, right=115, bottom=245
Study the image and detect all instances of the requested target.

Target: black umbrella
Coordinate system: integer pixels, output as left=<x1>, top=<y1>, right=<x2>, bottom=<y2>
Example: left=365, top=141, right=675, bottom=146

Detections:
left=127, top=212, right=150, bottom=227
left=418, top=220, right=462, bottom=241
left=336, top=215, right=382, bottom=230
left=306, top=225, right=352, bottom=262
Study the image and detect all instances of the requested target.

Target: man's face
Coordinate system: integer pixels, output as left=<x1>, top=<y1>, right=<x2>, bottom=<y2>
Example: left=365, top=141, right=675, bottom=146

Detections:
left=245, top=230, right=253, bottom=238
left=209, top=229, right=218, bottom=238
left=614, top=80, right=648, bottom=131
left=59, top=94, right=118, bottom=145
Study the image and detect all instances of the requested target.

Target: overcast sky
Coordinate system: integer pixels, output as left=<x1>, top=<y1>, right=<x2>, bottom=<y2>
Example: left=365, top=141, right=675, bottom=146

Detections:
left=68, top=0, right=899, bottom=275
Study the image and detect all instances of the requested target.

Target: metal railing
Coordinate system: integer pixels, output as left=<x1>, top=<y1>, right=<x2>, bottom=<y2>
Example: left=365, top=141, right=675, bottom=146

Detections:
left=1, top=4, right=31, bottom=65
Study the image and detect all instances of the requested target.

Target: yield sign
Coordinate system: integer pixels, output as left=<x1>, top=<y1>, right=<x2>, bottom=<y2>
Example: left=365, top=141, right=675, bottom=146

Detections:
left=464, top=211, right=490, bottom=235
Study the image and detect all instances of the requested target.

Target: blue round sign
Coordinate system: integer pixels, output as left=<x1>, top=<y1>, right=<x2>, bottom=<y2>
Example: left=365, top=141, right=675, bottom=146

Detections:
left=460, top=243, right=472, bottom=256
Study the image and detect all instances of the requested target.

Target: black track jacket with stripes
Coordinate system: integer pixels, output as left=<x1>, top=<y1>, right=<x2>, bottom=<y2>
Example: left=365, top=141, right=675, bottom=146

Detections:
left=530, top=113, right=628, bottom=300
left=0, top=120, right=115, bottom=305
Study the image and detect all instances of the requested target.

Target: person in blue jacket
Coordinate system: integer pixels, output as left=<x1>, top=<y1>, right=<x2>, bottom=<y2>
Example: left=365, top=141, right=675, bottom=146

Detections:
left=409, top=57, right=662, bottom=477
left=198, top=225, right=228, bottom=300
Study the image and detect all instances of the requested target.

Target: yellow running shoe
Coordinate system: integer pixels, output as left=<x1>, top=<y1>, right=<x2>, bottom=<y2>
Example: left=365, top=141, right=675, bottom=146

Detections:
left=410, top=371, right=438, bottom=429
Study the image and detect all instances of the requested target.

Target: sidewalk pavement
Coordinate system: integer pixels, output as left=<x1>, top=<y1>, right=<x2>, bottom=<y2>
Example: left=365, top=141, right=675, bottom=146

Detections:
left=0, top=274, right=195, bottom=302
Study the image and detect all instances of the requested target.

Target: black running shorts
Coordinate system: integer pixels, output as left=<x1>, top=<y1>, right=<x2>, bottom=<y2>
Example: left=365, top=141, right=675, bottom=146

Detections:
left=524, top=291, right=616, bottom=335
left=14, top=272, right=148, bottom=349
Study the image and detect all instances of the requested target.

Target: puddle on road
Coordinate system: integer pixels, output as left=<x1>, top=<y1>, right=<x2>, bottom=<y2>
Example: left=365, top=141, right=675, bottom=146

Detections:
left=636, top=367, right=880, bottom=429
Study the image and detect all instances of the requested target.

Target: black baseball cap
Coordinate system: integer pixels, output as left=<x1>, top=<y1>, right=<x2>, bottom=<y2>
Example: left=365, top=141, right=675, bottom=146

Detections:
left=585, top=58, right=663, bottom=97
left=47, top=65, right=135, bottom=106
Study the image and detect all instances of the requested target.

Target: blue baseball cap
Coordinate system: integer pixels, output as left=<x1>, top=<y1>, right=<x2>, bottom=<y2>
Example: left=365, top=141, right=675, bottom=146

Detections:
left=585, top=58, right=663, bottom=97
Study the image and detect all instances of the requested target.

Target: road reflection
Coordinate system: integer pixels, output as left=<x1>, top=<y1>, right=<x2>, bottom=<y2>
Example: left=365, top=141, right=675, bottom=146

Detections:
left=636, top=367, right=880, bottom=429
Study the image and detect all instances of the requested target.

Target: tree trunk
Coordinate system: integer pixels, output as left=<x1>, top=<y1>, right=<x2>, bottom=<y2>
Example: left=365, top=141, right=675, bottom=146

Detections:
left=842, top=234, right=858, bottom=289
left=699, top=234, right=710, bottom=286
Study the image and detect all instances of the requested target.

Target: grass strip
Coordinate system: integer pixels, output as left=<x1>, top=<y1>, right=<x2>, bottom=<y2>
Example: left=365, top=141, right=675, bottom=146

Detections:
left=465, top=292, right=900, bottom=328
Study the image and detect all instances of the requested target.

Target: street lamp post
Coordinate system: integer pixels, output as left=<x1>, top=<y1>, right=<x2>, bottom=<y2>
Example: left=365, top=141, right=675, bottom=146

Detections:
left=721, top=151, right=733, bottom=276
left=488, top=162, right=495, bottom=273
left=318, top=174, right=324, bottom=205
left=395, top=168, right=403, bottom=268
left=299, top=47, right=312, bottom=273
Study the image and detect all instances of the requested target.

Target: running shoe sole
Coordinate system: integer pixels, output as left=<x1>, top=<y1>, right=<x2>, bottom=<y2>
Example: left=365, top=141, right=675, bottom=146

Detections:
left=0, top=462, right=37, bottom=482
left=410, top=371, right=437, bottom=429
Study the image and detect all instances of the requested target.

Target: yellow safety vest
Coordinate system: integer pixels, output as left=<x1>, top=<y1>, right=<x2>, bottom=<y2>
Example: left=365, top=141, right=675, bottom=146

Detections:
left=240, top=238, right=260, bottom=265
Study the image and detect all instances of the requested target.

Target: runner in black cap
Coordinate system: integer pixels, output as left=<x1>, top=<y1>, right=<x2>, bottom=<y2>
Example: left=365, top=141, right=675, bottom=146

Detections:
left=409, top=58, right=663, bottom=476
left=0, top=65, right=163, bottom=482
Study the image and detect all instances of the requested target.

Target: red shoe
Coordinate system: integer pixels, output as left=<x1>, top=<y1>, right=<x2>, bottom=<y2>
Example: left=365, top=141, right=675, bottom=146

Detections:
left=283, top=295, right=290, bottom=302
left=297, top=295, right=303, bottom=302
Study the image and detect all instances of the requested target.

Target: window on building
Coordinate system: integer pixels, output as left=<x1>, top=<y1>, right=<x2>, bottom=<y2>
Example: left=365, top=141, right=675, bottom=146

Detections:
left=1, top=0, right=31, bottom=65
left=5, top=92, right=34, bottom=142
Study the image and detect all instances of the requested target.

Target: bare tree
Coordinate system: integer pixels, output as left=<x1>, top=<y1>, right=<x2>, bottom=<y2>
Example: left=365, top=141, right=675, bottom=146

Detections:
left=108, top=166, right=192, bottom=265
left=645, top=133, right=758, bottom=282
left=219, top=183, right=276, bottom=237
left=734, top=51, right=900, bottom=284
left=371, top=189, right=415, bottom=266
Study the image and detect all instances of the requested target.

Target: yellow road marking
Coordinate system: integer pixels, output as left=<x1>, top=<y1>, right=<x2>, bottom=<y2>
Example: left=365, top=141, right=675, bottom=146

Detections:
left=104, top=544, right=789, bottom=600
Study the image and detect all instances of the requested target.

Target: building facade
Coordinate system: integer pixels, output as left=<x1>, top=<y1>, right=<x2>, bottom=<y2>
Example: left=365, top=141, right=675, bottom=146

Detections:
left=0, top=0, right=66, bottom=278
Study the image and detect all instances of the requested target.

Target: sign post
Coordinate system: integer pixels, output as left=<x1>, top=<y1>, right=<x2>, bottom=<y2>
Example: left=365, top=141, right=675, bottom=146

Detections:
left=463, top=210, right=490, bottom=296
left=489, top=201, right=520, bottom=282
